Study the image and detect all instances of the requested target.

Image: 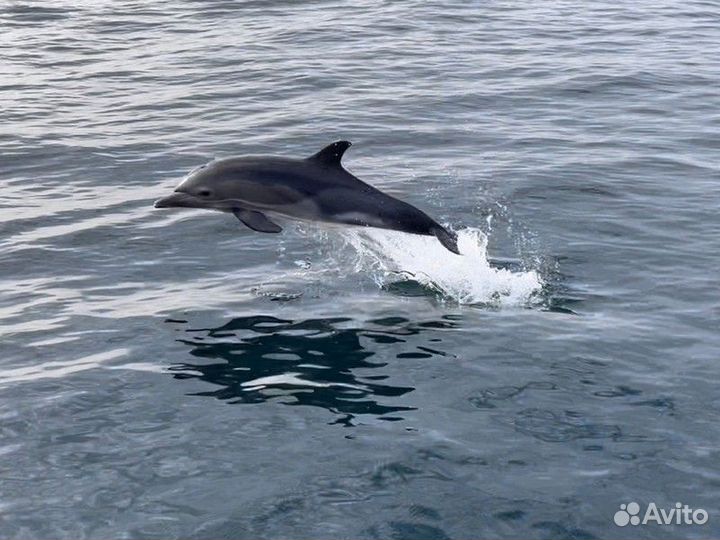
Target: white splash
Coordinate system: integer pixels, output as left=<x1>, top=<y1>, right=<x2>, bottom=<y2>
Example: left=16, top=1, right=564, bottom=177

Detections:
left=341, top=227, right=542, bottom=306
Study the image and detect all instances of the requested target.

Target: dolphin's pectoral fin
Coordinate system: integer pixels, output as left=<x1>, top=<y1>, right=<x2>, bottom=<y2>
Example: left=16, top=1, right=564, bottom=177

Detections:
left=233, top=209, right=283, bottom=233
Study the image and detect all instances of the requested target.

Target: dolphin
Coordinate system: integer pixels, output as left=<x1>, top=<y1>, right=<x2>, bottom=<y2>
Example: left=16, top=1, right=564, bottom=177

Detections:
left=154, top=141, right=460, bottom=254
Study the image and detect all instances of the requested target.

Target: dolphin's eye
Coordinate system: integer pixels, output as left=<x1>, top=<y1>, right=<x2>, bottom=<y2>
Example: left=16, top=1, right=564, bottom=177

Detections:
left=197, top=189, right=212, bottom=197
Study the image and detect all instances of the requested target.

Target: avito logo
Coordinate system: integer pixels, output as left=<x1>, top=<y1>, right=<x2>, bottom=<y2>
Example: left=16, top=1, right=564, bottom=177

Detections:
left=614, top=502, right=708, bottom=527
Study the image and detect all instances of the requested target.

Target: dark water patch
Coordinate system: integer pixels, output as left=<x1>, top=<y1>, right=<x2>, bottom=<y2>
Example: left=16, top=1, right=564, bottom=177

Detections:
left=513, top=408, right=622, bottom=443
left=164, top=315, right=469, bottom=423
left=469, top=382, right=556, bottom=410
left=4, top=4, right=76, bottom=22
left=383, top=279, right=443, bottom=299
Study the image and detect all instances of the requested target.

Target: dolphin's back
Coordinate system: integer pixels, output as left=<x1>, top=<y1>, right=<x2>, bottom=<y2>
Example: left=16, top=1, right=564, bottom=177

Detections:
left=214, top=156, right=378, bottom=193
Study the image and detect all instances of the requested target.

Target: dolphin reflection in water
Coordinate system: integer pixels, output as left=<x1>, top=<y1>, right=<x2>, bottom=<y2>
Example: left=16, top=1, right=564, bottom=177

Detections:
left=165, top=315, right=460, bottom=425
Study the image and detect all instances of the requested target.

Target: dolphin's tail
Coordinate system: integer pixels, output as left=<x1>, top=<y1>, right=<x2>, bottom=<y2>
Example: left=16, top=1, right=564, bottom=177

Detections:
left=432, top=225, right=461, bottom=255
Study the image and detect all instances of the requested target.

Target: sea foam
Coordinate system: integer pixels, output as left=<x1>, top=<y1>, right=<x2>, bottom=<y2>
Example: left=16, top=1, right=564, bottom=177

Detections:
left=340, top=227, right=542, bottom=306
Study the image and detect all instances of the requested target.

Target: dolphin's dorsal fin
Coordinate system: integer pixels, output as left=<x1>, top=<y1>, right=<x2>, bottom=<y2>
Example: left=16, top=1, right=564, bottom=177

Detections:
left=307, top=140, right=352, bottom=167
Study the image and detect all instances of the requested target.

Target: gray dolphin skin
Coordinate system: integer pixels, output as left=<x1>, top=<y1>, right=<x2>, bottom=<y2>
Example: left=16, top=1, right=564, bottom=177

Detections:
left=154, top=141, right=460, bottom=254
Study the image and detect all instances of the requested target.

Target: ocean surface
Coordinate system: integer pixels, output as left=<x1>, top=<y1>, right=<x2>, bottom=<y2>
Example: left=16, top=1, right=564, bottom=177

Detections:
left=1, top=1, right=719, bottom=538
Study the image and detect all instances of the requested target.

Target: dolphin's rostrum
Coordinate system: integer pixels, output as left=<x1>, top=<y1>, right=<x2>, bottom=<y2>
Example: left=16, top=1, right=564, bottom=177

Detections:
left=154, top=141, right=460, bottom=254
